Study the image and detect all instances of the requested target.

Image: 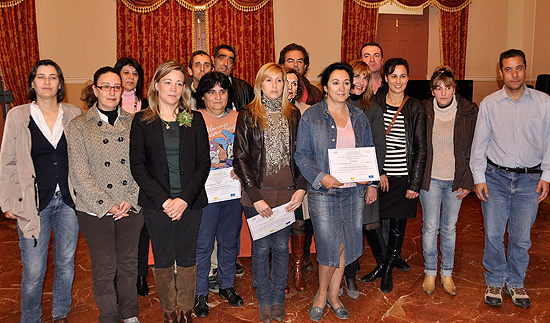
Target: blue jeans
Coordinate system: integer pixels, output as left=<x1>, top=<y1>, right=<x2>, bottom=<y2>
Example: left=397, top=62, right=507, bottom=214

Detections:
left=419, top=179, right=463, bottom=277
left=308, top=186, right=363, bottom=267
left=482, top=164, right=540, bottom=288
left=243, top=206, right=290, bottom=308
left=18, top=192, right=78, bottom=322
left=196, top=199, right=243, bottom=295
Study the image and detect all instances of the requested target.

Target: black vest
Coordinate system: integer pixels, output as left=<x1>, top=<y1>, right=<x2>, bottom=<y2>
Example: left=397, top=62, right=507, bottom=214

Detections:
left=29, top=117, right=74, bottom=211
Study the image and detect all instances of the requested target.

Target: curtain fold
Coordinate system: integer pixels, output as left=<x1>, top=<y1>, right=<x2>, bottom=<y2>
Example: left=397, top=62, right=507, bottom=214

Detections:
left=439, top=5, right=469, bottom=79
left=0, top=0, right=39, bottom=106
left=207, top=0, right=274, bottom=85
left=117, top=0, right=194, bottom=88
left=341, top=0, right=378, bottom=62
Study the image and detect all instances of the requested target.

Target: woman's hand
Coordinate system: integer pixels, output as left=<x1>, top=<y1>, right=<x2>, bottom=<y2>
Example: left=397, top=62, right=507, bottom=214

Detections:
left=320, top=174, right=343, bottom=189
left=253, top=200, right=273, bottom=218
left=230, top=168, right=239, bottom=180
left=286, top=189, right=306, bottom=212
left=405, top=190, right=419, bottom=199
left=113, top=200, right=132, bottom=221
left=379, top=175, right=389, bottom=192
left=365, top=186, right=378, bottom=205
left=454, top=188, right=471, bottom=200
left=163, top=198, right=188, bottom=221
left=4, top=210, right=16, bottom=219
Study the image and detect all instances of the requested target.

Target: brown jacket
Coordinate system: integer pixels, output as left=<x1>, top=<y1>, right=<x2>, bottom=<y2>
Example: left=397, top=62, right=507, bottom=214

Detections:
left=233, top=106, right=306, bottom=203
left=422, top=94, right=478, bottom=192
left=0, top=103, right=81, bottom=239
left=66, top=105, right=140, bottom=217
left=302, top=77, right=324, bottom=105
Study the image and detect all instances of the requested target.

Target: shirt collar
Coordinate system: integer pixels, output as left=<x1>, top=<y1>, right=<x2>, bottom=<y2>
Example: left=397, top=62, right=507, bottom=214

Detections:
left=496, top=84, right=531, bottom=103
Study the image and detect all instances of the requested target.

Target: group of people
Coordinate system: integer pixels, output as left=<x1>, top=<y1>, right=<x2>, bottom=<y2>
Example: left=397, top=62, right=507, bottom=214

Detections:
left=0, top=41, right=548, bottom=323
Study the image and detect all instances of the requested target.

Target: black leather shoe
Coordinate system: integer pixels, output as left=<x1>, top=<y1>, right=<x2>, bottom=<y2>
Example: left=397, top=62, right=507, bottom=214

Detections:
left=194, top=295, right=209, bottom=317
left=360, top=264, right=384, bottom=283
left=136, top=276, right=149, bottom=296
left=219, top=287, right=244, bottom=306
left=394, top=256, right=411, bottom=271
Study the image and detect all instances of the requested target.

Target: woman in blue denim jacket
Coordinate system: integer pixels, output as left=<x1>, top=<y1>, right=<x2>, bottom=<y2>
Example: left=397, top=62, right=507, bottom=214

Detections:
left=295, top=62, right=376, bottom=321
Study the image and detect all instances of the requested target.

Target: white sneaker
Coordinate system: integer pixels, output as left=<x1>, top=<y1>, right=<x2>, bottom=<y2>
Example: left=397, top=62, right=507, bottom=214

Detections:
left=122, top=317, right=140, bottom=323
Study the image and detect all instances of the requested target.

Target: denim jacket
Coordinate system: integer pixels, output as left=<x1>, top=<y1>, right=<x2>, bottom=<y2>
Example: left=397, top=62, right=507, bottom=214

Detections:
left=295, top=99, right=374, bottom=193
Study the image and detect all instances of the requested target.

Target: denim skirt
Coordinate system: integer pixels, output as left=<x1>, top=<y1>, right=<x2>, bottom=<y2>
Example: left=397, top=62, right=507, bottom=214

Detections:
left=308, top=186, right=364, bottom=267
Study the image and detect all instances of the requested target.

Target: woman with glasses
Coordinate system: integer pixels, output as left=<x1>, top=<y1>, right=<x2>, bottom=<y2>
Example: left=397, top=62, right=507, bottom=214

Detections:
left=419, top=66, right=478, bottom=296
left=66, top=66, right=143, bottom=323
left=0, top=59, right=81, bottom=323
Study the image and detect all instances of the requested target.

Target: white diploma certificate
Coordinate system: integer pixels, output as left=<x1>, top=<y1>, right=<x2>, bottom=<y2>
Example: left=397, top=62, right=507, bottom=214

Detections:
left=205, top=167, right=241, bottom=203
left=246, top=202, right=295, bottom=241
left=328, top=147, right=380, bottom=183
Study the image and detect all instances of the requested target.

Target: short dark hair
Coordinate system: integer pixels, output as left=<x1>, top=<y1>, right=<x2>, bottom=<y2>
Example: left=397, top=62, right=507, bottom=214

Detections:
left=193, top=71, right=233, bottom=110
left=214, top=45, right=236, bottom=60
left=278, top=43, right=310, bottom=74
left=319, top=62, right=354, bottom=93
left=81, top=66, right=120, bottom=108
left=28, top=59, right=66, bottom=103
left=383, top=58, right=409, bottom=76
left=189, top=50, right=212, bottom=68
left=114, top=57, right=145, bottom=98
left=359, top=42, right=384, bottom=58
left=499, top=49, right=526, bottom=69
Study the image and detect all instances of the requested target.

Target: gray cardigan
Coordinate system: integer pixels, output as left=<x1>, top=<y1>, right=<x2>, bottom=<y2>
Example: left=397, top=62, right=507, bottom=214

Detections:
left=66, top=105, right=140, bottom=217
left=0, top=103, right=82, bottom=239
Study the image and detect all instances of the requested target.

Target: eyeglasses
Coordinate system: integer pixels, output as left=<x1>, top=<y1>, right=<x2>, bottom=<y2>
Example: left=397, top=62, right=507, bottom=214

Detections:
left=96, top=85, right=123, bottom=92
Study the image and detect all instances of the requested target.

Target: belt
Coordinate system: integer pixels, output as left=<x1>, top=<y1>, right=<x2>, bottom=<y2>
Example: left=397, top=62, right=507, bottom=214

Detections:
left=487, top=159, right=542, bottom=174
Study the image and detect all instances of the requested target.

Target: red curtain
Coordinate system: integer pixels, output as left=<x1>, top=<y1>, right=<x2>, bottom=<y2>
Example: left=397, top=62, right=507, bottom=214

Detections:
left=208, top=0, right=274, bottom=85
left=117, top=0, right=194, bottom=90
left=0, top=0, right=39, bottom=106
left=439, top=6, right=469, bottom=79
left=341, top=0, right=378, bottom=62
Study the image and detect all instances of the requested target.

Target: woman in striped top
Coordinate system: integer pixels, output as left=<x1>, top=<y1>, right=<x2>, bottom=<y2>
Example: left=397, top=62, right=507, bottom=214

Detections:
left=371, top=58, right=427, bottom=294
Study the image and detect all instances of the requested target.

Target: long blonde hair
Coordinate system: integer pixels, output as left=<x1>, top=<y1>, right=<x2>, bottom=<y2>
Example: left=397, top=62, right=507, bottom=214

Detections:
left=349, top=60, right=373, bottom=110
left=247, top=63, right=295, bottom=129
left=142, top=60, right=192, bottom=123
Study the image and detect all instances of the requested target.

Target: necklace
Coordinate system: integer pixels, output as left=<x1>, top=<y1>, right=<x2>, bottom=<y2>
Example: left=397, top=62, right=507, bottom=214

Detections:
left=161, top=118, right=171, bottom=129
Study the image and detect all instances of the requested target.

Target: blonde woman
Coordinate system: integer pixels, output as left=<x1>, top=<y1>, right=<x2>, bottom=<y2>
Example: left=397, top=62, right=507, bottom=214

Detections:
left=130, top=61, right=210, bottom=323
left=233, top=63, right=306, bottom=323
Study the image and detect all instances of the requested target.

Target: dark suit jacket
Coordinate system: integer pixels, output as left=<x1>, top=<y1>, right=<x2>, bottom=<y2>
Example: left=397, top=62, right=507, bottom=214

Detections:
left=231, top=76, right=255, bottom=111
left=130, top=110, right=210, bottom=211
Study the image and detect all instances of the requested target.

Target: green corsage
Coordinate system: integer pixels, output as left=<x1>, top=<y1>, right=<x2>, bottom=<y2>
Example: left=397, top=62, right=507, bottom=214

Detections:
left=177, top=111, right=193, bottom=127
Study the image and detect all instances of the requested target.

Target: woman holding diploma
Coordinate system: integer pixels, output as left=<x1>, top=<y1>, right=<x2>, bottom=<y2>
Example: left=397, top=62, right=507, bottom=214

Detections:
left=233, top=63, right=306, bottom=323
left=369, top=58, right=427, bottom=294
left=192, top=71, right=244, bottom=317
left=295, top=62, right=375, bottom=321
left=130, top=61, right=210, bottom=323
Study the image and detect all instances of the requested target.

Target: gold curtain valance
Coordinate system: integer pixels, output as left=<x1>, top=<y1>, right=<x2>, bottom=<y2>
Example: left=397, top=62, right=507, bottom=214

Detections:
left=0, top=0, right=24, bottom=8
left=351, top=0, right=471, bottom=12
left=120, top=0, right=270, bottom=12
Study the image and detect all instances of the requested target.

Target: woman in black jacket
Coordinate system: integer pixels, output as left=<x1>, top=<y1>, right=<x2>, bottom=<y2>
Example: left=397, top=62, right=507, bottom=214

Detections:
left=233, top=63, right=306, bottom=323
left=369, top=58, right=427, bottom=294
left=130, top=61, right=210, bottom=323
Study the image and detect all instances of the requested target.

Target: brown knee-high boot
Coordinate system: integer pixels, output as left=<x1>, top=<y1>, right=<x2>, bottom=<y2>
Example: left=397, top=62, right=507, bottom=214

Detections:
left=291, top=233, right=306, bottom=291
left=177, top=265, right=197, bottom=323
left=152, top=266, right=178, bottom=323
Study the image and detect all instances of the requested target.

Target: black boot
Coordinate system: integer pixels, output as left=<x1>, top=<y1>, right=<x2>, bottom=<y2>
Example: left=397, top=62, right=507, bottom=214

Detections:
left=360, top=228, right=385, bottom=283
left=380, top=219, right=407, bottom=294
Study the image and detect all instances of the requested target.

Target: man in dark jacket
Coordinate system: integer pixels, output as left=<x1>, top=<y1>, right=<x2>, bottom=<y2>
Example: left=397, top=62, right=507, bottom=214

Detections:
left=360, top=41, right=387, bottom=95
left=278, top=43, right=324, bottom=105
left=213, top=44, right=254, bottom=111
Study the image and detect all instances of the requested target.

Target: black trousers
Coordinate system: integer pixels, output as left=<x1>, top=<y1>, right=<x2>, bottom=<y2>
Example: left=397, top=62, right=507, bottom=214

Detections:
left=137, top=225, right=150, bottom=277
left=143, top=207, right=202, bottom=268
left=77, top=211, right=144, bottom=323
